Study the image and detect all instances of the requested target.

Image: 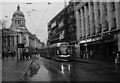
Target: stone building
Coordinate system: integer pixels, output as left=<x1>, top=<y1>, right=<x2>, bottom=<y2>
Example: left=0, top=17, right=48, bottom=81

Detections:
left=2, top=5, right=42, bottom=59
left=47, top=2, right=77, bottom=45
left=75, top=0, right=120, bottom=62
left=0, top=29, right=2, bottom=58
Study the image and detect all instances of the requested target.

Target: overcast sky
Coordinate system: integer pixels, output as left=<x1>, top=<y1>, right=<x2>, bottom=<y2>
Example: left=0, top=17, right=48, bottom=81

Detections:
left=0, top=0, right=70, bottom=43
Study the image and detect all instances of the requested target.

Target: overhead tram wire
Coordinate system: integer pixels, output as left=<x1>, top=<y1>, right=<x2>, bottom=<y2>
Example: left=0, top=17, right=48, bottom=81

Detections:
left=35, top=2, right=51, bottom=34
left=26, top=11, right=38, bottom=33
left=19, top=2, right=51, bottom=35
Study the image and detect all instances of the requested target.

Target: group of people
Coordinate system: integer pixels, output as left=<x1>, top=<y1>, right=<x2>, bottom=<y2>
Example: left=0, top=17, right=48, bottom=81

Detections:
left=21, top=50, right=39, bottom=60
left=2, top=50, right=16, bottom=59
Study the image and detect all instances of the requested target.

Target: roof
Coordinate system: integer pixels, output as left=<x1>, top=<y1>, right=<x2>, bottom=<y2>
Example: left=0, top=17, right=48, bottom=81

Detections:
left=13, top=5, right=24, bottom=17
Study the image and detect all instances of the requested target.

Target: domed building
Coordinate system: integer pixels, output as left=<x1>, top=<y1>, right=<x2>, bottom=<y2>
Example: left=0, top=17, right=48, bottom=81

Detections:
left=10, top=5, right=27, bottom=30
left=2, top=5, right=42, bottom=59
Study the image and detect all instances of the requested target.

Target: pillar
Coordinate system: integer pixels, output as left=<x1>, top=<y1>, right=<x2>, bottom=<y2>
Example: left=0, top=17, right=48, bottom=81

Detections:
left=75, top=10, right=81, bottom=44
left=94, top=2, right=99, bottom=33
left=118, top=34, right=120, bottom=51
left=17, top=33, right=23, bottom=60
left=115, top=2, right=120, bottom=30
left=81, top=8, right=85, bottom=37
left=84, top=4, right=89, bottom=59
left=107, top=2, right=117, bottom=31
left=89, top=2, right=94, bottom=35
left=75, top=10, right=81, bottom=58
left=100, top=2, right=108, bottom=32
left=84, top=4, right=89, bottom=37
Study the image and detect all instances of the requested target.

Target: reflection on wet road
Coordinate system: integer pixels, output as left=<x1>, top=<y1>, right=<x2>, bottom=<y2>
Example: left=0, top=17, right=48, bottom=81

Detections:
left=21, top=58, right=71, bottom=81
left=21, top=56, right=120, bottom=81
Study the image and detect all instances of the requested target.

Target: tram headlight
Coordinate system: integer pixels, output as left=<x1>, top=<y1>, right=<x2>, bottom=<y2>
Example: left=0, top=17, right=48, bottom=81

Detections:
left=60, top=55, right=70, bottom=57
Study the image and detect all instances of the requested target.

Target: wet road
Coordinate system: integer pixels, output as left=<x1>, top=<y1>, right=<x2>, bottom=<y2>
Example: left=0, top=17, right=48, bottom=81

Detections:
left=20, top=56, right=120, bottom=82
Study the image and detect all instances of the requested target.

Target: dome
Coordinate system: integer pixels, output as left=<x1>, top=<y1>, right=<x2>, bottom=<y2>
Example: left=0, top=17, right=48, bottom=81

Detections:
left=13, top=5, right=24, bottom=17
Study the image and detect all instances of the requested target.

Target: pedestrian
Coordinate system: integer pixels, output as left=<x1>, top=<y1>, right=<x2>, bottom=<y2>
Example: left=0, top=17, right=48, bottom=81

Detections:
left=115, top=51, right=120, bottom=64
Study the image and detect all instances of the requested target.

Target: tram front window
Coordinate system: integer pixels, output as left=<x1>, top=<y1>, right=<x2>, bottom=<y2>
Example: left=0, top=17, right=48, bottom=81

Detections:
left=57, top=45, right=70, bottom=57
left=59, top=46, right=68, bottom=54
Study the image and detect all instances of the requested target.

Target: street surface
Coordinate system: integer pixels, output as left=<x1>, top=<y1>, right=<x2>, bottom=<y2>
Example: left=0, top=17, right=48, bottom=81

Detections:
left=2, top=56, right=120, bottom=82
left=21, top=56, right=120, bottom=81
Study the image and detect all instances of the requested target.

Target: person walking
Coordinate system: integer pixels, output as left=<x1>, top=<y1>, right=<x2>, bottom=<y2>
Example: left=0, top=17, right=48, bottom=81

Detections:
left=115, top=51, right=120, bottom=64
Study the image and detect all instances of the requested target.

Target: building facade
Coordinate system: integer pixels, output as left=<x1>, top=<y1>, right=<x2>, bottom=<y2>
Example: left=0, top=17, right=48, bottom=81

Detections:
left=2, top=5, right=42, bottom=59
left=47, top=2, right=77, bottom=45
left=0, top=29, right=2, bottom=58
left=75, top=0, right=120, bottom=62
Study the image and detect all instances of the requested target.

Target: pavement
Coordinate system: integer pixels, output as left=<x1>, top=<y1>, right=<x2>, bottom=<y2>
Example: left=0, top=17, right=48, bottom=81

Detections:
left=1, top=55, right=120, bottom=82
left=73, top=57, right=120, bottom=74
left=2, top=56, right=32, bottom=81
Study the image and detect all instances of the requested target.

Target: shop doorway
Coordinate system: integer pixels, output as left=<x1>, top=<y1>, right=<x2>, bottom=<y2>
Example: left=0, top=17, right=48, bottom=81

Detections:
left=104, top=41, right=118, bottom=63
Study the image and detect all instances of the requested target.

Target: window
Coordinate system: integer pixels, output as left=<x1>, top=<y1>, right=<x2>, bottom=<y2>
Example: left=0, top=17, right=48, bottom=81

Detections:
left=58, top=21, right=64, bottom=28
left=111, top=2, right=115, bottom=11
left=111, top=18, right=117, bottom=30
left=51, top=21, right=56, bottom=28
left=104, top=20, right=108, bottom=31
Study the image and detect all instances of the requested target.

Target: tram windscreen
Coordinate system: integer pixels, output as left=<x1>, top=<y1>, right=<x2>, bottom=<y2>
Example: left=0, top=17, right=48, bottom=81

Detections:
left=59, top=44, right=69, bottom=55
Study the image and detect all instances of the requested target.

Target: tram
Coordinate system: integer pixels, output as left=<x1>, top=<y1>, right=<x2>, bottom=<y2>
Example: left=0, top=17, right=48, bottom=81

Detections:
left=40, top=42, right=72, bottom=61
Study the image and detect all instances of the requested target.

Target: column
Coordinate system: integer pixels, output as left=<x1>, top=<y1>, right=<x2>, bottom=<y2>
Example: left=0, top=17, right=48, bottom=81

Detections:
left=84, top=4, right=89, bottom=37
left=107, top=2, right=116, bottom=30
left=94, top=2, right=99, bottom=33
left=10, top=36, right=12, bottom=50
left=5, top=36, right=7, bottom=47
left=115, top=2, right=120, bottom=30
left=89, top=2, right=94, bottom=35
left=80, top=9, right=83, bottom=37
left=84, top=4, right=89, bottom=59
left=116, top=1, right=120, bottom=51
left=14, top=35, right=17, bottom=51
left=118, top=34, right=120, bottom=51
left=75, top=10, right=81, bottom=42
left=100, top=2, right=107, bottom=32
left=75, top=10, right=81, bottom=58
left=12, top=35, right=15, bottom=51
left=18, top=33, right=22, bottom=60
left=81, top=8, right=85, bottom=37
